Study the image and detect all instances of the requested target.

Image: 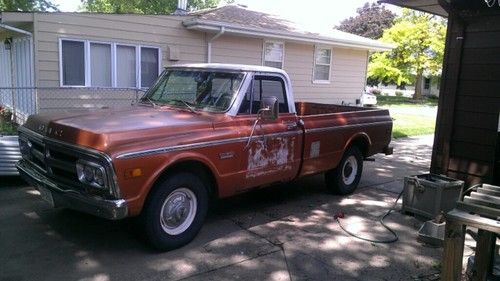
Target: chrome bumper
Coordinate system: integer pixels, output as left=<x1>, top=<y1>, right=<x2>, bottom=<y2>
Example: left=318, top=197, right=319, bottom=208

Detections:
left=16, top=160, right=128, bottom=220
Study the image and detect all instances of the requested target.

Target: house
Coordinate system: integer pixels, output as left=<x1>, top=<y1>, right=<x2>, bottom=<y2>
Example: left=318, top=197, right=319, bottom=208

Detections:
left=369, top=75, right=441, bottom=97
left=383, top=0, right=500, bottom=186
left=0, top=4, right=392, bottom=121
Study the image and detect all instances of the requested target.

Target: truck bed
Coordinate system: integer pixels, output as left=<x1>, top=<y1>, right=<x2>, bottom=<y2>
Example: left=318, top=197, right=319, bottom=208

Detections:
left=295, top=102, right=377, bottom=116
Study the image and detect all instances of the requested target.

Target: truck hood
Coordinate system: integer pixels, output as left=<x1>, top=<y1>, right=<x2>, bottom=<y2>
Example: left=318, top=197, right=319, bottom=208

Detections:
left=22, top=105, right=219, bottom=152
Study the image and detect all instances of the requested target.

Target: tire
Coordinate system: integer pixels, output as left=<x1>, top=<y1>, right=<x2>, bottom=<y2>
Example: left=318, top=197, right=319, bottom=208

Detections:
left=139, top=172, right=209, bottom=251
left=325, top=146, right=363, bottom=195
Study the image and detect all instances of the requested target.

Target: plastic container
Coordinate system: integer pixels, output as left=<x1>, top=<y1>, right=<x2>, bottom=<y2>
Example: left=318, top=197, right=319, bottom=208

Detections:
left=402, top=173, right=464, bottom=219
left=417, top=220, right=445, bottom=247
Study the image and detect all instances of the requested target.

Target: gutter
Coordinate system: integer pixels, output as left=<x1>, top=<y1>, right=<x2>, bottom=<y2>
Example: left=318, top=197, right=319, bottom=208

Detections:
left=183, top=19, right=394, bottom=52
left=0, top=23, right=32, bottom=36
left=207, top=26, right=225, bottom=63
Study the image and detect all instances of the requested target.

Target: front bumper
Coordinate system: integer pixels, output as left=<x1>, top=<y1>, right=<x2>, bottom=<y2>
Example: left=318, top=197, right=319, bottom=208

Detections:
left=16, top=160, right=128, bottom=220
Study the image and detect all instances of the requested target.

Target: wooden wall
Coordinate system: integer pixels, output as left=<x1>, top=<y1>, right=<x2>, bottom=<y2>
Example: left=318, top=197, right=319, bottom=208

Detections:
left=431, top=7, right=500, bottom=186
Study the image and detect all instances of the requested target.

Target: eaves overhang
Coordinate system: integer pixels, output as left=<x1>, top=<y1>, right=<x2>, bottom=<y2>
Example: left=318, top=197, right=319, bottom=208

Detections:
left=380, top=0, right=449, bottom=17
left=183, top=18, right=395, bottom=52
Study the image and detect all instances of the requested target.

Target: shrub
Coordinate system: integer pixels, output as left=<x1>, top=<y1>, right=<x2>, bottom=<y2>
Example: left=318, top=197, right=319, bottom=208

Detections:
left=395, top=91, right=404, bottom=97
left=370, top=88, right=382, bottom=95
left=0, top=107, right=12, bottom=123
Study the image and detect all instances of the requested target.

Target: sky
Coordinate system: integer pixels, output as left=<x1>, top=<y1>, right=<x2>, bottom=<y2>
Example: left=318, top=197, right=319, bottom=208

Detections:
left=53, top=0, right=400, bottom=29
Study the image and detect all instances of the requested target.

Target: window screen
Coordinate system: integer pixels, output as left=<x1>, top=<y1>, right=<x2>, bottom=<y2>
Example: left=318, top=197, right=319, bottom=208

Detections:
left=90, top=43, right=112, bottom=87
left=314, top=47, right=332, bottom=81
left=141, top=47, right=159, bottom=88
left=116, top=45, right=136, bottom=88
left=263, top=42, right=284, bottom=69
left=61, top=40, right=85, bottom=86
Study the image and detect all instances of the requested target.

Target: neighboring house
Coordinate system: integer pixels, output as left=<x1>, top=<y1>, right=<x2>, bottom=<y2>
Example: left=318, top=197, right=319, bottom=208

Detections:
left=369, top=75, right=441, bottom=97
left=385, top=0, right=500, bottom=186
left=0, top=4, right=392, bottom=120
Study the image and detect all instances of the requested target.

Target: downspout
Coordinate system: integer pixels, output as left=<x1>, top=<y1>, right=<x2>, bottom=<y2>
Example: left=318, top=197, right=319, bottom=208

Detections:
left=207, top=26, right=225, bottom=63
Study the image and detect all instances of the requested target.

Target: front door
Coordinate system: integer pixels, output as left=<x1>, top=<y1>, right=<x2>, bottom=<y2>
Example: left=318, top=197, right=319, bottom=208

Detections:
left=237, top=74, right=302, bottom=189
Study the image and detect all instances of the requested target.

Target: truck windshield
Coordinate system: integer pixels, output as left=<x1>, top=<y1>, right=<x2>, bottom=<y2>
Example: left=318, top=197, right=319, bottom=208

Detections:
left=141, top=69, right=245, bottom=112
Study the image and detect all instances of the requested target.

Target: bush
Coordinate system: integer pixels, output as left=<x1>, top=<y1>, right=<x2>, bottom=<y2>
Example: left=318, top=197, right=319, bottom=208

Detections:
left=0, top=107, right=12, bottom=123
left=370, top=88, right=382, bottom=95
left=395, top=91, right=404, bottom=97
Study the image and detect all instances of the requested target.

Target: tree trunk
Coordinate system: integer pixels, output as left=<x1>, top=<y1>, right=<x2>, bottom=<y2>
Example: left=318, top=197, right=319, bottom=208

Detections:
left=413, top=72, right=423, bottom=100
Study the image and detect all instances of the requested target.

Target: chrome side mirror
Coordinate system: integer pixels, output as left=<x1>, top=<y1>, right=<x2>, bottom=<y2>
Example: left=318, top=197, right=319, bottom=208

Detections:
left=259, top=96, right=279, bottom=121
left=244, top=96, right=279, bottom=150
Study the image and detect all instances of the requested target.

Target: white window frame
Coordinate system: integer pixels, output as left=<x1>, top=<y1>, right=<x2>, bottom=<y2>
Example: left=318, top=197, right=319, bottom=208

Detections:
left=59, top=38, right=161, bottom=88
left=313, top=46, right=332, bottom=84
left=262, top=40, right=285, bottom=69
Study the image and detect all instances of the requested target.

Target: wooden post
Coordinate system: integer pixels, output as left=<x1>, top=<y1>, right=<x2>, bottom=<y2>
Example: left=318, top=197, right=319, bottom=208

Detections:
left=442, top=220, right=466, bottom=281
left=472, top=230, right=496, bottom=281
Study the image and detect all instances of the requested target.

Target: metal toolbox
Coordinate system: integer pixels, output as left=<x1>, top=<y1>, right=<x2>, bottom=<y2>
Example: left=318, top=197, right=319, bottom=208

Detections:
left=402, top=173, right=464, bottom=219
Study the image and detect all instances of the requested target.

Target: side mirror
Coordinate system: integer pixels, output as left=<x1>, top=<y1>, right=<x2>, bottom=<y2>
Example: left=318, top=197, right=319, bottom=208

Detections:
left=259, top=96, right=279, bottom=121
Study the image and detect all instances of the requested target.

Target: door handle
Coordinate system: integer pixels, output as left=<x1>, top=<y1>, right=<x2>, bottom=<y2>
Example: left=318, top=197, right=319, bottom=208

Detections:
left=284, top=121, right=298, bottom=130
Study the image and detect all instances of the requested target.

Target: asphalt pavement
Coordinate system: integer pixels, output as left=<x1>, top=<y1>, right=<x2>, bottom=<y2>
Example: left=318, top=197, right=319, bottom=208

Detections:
left=1, top=135, right=448, bottom=281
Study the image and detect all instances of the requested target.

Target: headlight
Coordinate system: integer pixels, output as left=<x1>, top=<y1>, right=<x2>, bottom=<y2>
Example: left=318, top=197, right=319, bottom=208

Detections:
left=76, top=160, right=108, bottom=189
left=19, top=138, right=32, bottom=159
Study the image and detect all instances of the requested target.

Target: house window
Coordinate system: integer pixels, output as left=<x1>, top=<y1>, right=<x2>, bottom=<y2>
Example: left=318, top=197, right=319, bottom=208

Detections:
left=61, top=40, right=85, bottom=86
left=263, top=41, right=284, bottom=69
left=424, top=78, right=431, bottom=90
left=90, top=43, right=112, bottom=87
left=313, top=46, right=332, bottom=82
left=60, top=39, right=160, bottom=88
left=116, top=45, right=136, bottom=88
left=141, top=47, right=160, bottom=88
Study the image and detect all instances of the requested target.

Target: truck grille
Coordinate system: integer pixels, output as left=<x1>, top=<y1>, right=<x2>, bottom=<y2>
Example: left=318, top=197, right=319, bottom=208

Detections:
left=19, top=132, right=83, bottom=191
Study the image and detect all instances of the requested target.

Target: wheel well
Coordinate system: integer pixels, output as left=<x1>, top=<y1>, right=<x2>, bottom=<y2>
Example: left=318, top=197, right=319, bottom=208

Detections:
left=155, top=160, right=218, bottom=199
left=349, top=137, right=369, bottom=157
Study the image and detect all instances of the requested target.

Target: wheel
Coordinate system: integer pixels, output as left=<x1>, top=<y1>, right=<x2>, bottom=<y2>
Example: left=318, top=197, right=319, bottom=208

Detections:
left=139, top=172, right=209, bottom=251
left=325, top=146, right=363, bottom=195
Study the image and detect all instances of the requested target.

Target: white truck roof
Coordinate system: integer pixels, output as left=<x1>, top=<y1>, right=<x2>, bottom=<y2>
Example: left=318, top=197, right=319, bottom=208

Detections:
left=169, top=63, right=287, bottom=75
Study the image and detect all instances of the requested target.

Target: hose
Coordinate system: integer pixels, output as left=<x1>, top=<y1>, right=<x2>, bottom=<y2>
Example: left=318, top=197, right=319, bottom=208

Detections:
left=336, top=190, right=404, bottom=244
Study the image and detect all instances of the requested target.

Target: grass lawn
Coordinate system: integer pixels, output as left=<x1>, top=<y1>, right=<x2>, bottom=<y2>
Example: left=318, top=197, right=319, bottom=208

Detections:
left=377, top=95, right=438, bottom=107
left=390, top=112, right=436, bottom=138
left=377, top=95, right=437, bottom=139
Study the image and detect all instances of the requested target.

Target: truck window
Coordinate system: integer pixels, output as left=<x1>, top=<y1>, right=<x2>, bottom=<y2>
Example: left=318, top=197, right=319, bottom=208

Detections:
left=238, top=75, right=289, bottom=114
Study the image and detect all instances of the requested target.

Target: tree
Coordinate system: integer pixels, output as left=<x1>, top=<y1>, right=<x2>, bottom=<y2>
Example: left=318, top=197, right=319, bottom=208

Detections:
left=336, top=2, right=396, bottom=40
left=368, top=9, right=446, bottom=99
left=0, top=0, right=58, bottom=11
left=81, top=0, right=219, bottom=14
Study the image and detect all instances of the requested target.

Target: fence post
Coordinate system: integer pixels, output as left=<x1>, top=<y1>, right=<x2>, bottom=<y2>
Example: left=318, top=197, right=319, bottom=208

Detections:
left=11, top=88, right=17, bottom=123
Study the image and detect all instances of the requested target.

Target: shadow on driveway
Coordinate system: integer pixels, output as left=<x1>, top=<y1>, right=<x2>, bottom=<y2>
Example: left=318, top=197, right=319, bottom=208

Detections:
left=0, top=135, right=442, bottom=281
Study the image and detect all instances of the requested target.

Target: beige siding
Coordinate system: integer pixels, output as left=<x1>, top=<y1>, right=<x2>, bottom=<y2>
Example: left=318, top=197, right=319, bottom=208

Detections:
left=284, top=42, right=368, bottom=105
left=211, top=35, right=262, bottom=65
left=28, top=12, right=369, bottom=108
left=34, top=13, right=206, bottom=87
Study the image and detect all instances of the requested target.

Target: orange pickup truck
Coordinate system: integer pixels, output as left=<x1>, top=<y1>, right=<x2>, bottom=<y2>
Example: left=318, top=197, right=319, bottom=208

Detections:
left=16, top=64, right=392, bottom=250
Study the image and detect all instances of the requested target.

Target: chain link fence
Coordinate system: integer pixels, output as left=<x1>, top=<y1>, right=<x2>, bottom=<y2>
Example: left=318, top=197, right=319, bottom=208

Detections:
left=0, top=87, right=145, bottom=124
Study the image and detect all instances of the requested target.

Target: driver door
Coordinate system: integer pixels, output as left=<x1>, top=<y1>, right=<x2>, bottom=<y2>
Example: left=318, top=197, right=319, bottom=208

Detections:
left=237, top=74, right=302, bottom=190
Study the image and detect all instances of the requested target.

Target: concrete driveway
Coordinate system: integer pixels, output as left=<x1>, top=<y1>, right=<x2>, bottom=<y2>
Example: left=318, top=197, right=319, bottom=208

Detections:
left=0, top=135, right=442, bottom=281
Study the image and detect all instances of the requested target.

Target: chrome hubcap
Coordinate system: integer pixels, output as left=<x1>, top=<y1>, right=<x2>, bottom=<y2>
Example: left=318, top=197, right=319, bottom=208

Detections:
left=342, top=156, right=358, bottom=185
left=160, top=188, right=197, bottom=235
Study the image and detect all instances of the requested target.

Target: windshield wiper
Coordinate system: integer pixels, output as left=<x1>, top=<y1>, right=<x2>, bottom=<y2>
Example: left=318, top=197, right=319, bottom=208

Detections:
left=169, top=99, right=198, bottom=114
left=140, top=96, right=158, bottom=108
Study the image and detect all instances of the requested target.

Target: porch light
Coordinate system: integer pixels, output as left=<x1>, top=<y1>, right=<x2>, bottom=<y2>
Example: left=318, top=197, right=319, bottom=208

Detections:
left=4, top=38, right=12, bottom=50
